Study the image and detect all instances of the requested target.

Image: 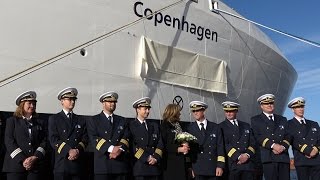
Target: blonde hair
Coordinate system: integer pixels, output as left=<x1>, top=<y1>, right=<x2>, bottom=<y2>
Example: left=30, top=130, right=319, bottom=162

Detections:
left=162, top=104, right=181, bottom=123
left=13, top=101, right=38, bottom=118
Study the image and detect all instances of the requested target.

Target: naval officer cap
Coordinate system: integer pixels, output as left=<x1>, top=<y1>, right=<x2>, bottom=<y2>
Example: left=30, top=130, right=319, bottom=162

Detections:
left=287, top=97, right=305, bottom=108
left=99, top=91, right=118, bottom=102
left=222, top=101, right=240, bottom=111
left=132, top=97, right=151, bottom=108
left=257, top=94, right=275, bottom=104
left=189, top=101, right=208, bottom=111
left=57, top=87, right=78, bottom=100
left=15, top=91, right=37, bottom=106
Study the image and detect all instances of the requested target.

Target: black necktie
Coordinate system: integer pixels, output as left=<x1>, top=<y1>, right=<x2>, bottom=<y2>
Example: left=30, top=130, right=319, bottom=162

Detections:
left=26, top=121, right=33, bottom=139
left=200, top=123, right=205, bottom=136
left=300, top=119, right=306, bottom=125
left=233, top=120, right=238, bottom=126
left=142, top=122, right=148, bottom=132
left=107, top=116, right=113, bottom=125
left=269, top=115, right=273, bottom=121
left=67, top=112, right=72, bottom=120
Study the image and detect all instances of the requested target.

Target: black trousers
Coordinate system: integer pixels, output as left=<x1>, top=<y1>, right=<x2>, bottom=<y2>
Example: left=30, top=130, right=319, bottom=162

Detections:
left=262, top=162, right=290, bottom=180
left=296, top=165, right=320, bottom=180
left=54, top=173, right=84, bottom=180
left=228, top=170, right=254, bottom=180
left=252, top=169, right=263, bottom=180
left=95, top=174, right=127, bottom=180
left=6, top=172, right=41, bottom=180
left=195, top=175, right=221, bottom=180
left=134, top=176, right=159, bottom=180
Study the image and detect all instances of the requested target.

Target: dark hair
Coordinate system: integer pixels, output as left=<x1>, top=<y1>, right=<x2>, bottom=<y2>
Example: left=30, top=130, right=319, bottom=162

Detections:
left=162, top=104, right=181, bottom=123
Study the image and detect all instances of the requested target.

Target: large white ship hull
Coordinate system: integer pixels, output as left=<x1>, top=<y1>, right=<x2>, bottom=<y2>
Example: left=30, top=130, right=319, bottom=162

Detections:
left=0, top=0, right=297, bottom=123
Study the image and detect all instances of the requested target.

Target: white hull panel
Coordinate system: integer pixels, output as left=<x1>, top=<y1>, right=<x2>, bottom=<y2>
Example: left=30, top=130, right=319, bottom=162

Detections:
left=0, top=0, right=297, bottom=123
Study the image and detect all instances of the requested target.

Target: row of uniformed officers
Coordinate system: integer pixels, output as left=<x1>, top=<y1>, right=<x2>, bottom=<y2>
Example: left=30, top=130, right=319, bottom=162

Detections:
left=1, top=87, right=320, bottom=180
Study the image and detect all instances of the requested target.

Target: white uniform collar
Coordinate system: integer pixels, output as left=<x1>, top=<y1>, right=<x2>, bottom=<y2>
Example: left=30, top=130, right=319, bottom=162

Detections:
left=22, top=115, right=32, bottom=121
left=62, top=109, right=72, bottom=116
left=103, top=111, right=113, bottom=119
left=295, top=116, right=305, bottom=123
left=263, top=112, right=274, bottom=118
left=196, top=119, right=207, bottom=129
left=228, top=119, right=238, bottom=125
left=137, top=118, right=146, bottom=124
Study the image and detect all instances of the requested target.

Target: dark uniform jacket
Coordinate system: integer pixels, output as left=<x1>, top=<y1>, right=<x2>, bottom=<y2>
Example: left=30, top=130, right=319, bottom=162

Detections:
left=87, top=112, right=130, bottom=174
left=0, top=115, right=5, bottom=153
left=220, top=119, right=255, bottom=172
left=251, top=113, right=290, bottom=163
left=3, top=116, right=47, bottom=173
left=288, top=118, right=320, bottom=166
left=129, top=119, right=163, bottom=176
left=160, top=121, right=188, bottom=180
left=187, top=120, right=225, bottom=176
left=0, top=115, right=6, bottom=169
left=48, top=111, right=88, bottom=174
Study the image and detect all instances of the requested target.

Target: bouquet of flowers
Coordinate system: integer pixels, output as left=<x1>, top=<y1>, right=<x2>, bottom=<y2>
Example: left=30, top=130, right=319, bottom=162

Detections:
left=175, top=132, right=197, bottom=144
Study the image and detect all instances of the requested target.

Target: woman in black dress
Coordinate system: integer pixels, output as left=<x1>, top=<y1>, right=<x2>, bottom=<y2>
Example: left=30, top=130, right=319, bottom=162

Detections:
left=2, top=91, right=47, bottom=180
left=161, top=104, right=190, bottom=180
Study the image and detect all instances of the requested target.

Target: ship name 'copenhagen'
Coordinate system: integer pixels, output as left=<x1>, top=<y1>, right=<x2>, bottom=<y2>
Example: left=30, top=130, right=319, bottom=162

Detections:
left=134, top=1, right=218, bottom=42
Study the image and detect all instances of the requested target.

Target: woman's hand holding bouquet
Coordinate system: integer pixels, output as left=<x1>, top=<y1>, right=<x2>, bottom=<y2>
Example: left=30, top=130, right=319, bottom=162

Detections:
left=175, top=132, right=197, bottom=155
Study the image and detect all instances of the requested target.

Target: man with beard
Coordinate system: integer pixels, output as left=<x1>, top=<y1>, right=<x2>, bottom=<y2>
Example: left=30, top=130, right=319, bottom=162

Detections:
left=219, top=101, right=255, bottom=180
left=87, top=91, right=130, bottom=180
